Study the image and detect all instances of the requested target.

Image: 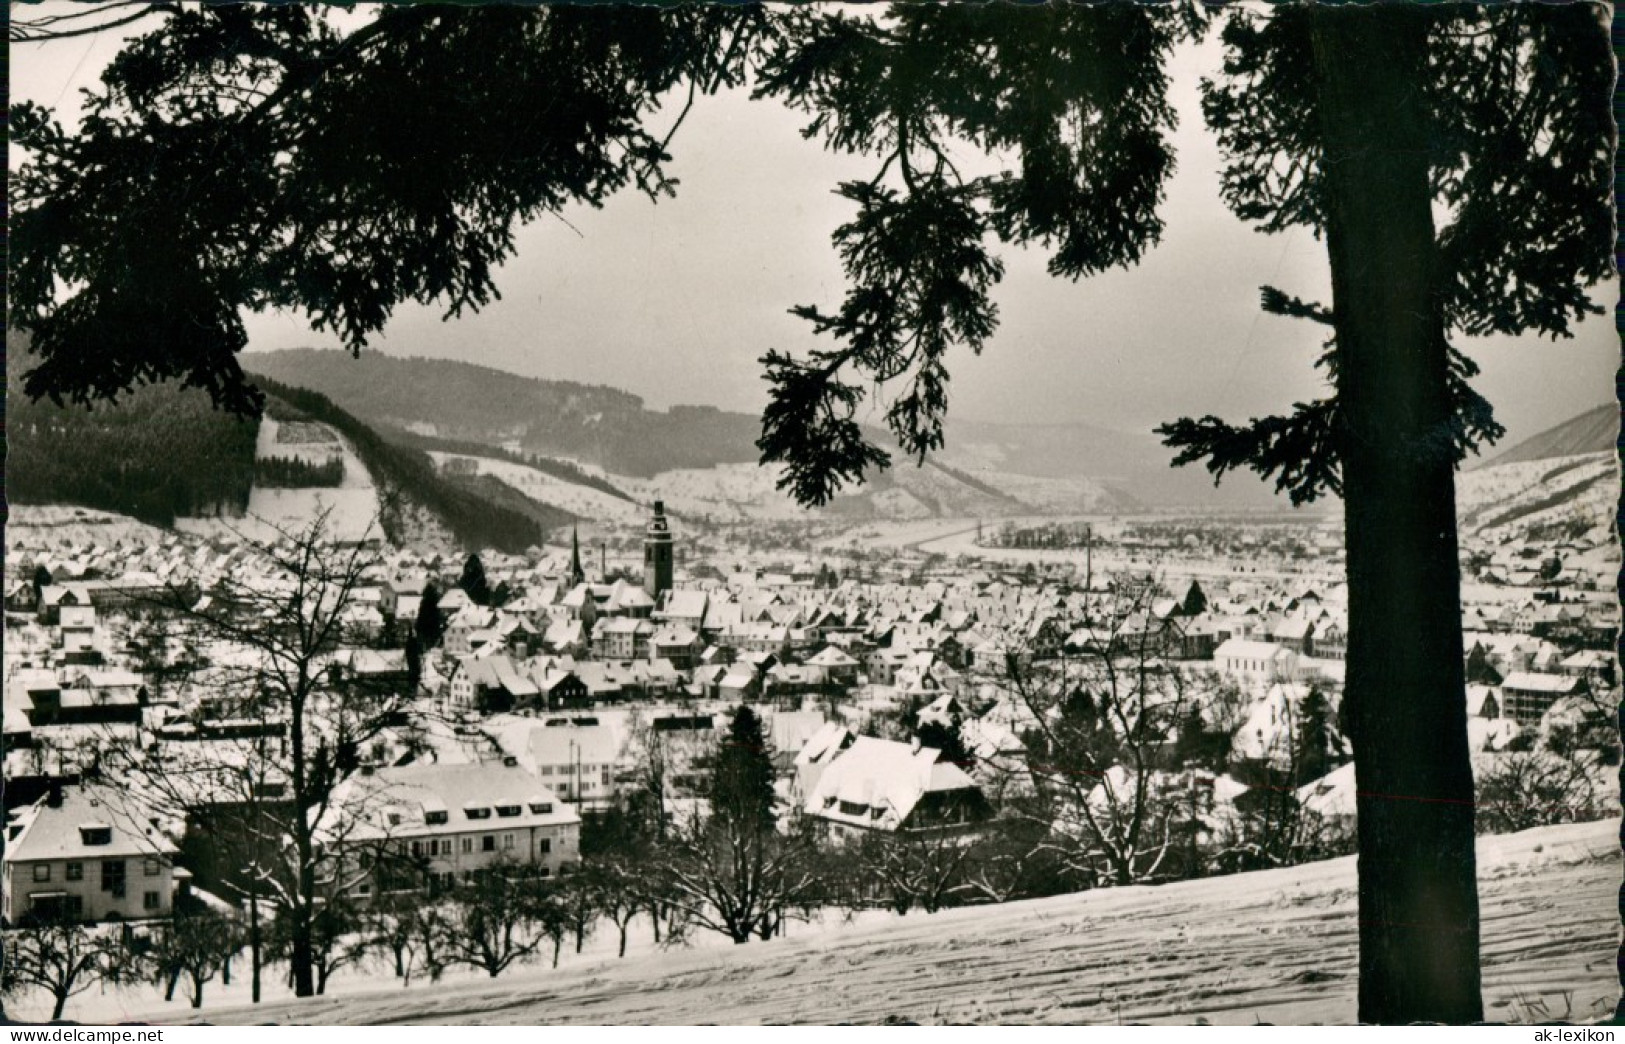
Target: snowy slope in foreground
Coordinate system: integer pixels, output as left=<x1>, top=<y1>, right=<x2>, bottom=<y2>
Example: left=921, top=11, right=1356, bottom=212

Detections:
left=191, top=819, right=1615, bottom=1026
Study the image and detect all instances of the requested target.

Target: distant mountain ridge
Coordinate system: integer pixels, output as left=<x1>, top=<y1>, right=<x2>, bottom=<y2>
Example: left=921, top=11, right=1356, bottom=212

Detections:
left=242, top=349, right=1292, bottom=511
left=243, top=349, right=762, bottom=478
left=1480, top=402, right=1618, bottom=467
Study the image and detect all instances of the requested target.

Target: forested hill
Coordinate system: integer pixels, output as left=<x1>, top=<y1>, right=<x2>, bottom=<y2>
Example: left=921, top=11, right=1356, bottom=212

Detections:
left=1480, top=402, right=1618, bottom=467
left=6, top=332, right=260, bottom=527
left=243, top=349, right=763, bottom=477
left=256, top=378, right=571, bottom=552
left=6, top=332, right=568, bottom=551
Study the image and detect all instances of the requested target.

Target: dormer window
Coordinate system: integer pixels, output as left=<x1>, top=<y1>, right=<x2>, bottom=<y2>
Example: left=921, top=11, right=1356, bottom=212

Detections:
left=464, top=806, right=491, bottom=821
left=838, top=800, right=868, bottom=817
left=495, top=804, right=521, bottom=818
left=528, top=802, right=553, bottom=815
left=79, top=823, right=113, bottom=846
left=424, top=810, right=448, bottom=826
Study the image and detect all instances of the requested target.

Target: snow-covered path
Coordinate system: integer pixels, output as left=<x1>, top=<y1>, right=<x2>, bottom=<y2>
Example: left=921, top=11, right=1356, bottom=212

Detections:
left=181, top=819, right=1617, bottom=1026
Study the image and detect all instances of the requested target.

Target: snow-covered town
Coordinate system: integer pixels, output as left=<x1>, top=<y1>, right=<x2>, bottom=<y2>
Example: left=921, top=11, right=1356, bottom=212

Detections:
left=3, top=470, right=1618, bottom=1022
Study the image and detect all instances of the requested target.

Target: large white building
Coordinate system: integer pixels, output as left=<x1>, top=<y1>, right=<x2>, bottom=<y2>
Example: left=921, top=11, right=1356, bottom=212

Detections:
left=1213, top=638, right=1302, bottom=688
left=325, top=761, right=581, bottom=900
left=3, top=783, right=179, bottom=926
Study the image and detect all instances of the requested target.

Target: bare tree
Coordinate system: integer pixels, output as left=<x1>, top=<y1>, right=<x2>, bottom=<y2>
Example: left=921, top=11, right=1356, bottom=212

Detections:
left=1, top=917, right=129, bottom=1020
left=436, top=867, right=559, bottom=978
left=986, top=580, right=1202, bottom=887
left=850, top=828, right=983, bottom=916
left=144, top=907, right=242, bottom=1010
left=1474, top=747, right=1605, bottom=836
left=97, top=512, right=413, bottom=999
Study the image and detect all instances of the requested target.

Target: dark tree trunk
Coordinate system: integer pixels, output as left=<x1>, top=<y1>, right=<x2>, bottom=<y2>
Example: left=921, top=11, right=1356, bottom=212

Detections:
left=1310, top=7, right=1482, bottom=1025
left=190, top=974, right=204, bottom=1009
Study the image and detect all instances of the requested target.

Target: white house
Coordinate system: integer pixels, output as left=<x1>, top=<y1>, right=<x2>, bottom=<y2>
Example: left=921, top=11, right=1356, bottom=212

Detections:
left=325, top=761, right=581, bottom=900
left=3, top=784, right=179, bottom=925
left=1213, top=639, right=1301, bottom=688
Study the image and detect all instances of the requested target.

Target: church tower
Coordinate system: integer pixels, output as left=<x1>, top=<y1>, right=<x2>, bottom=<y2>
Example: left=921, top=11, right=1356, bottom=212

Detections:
left=643, top=500, right=674, bottom=600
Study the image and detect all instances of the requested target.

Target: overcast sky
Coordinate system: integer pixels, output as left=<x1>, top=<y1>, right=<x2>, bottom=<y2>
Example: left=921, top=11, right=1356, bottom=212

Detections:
left=11, top=5, right=1617, bottom=445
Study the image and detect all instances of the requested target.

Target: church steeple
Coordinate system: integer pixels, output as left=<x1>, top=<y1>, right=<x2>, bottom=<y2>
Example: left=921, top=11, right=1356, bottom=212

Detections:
left=643, top=500, right=673, bottom=600
left=569, top=525, right=586, bottom=587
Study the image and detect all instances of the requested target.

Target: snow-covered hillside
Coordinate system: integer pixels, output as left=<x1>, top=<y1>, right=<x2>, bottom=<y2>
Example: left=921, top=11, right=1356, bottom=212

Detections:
left=428, top=452, right=645, bottom=524
left=176, top=417, right=382, bottom=544
left=5, top=505, right=177, bottom=550
left=1456, top=451, right=1615, bottom=537
left=156, top=818, right=1614, bottom=1027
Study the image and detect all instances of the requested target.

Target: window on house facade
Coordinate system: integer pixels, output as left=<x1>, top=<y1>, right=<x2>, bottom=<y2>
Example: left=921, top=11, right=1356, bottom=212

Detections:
left=481, top=835, right=496, bottom=852
left=66, top=862, right=83, bottom=881
left=411, top=841, right=423, bottom=858
left=143, top=891, right=161, bottom=911
left=538, top=838, right=552, bottom=854
left=144, top=857, right=161, bottom=877
left=32, top=894, right=83, bottom=919
left=102, top=860, right=126, bottom=897
left=32, top=864, right=50, bottom=883
left=461, top=837, right=473, bottom=854
left=502, top=833, right=514, bottom=850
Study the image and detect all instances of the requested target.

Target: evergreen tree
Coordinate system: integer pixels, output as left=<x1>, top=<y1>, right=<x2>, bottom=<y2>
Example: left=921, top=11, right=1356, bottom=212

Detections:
left=404, top=634, right=424, bottom=695
left=1465, top=644, right=1502, bottom=687
left=916, top=718, right=975, bottom=773
left=1293, top=687, right=1342, bottom=787
left=1155, top=8, right=1608, bottom=1021
left=1181, top=580, right=1207, bottom=618
left=709, top=705, right=776, bottom=832
left=30, top=564, right=53, bottom=603
left=415, top=583, right=445, bottom=650
left=458, top=554, right=492, bottom=607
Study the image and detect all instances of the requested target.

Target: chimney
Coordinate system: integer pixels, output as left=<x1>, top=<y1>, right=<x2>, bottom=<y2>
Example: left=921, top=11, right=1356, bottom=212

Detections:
left=46, top=781, right=64, bottom=808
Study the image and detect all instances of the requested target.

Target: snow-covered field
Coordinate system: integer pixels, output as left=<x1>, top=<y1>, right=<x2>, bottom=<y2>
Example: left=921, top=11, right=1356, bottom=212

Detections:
left=100, top=818, right=1617, bottom=1027
left=427, top=452, right=645, bottom=524
left=177, top=417, right=381, bottom=544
